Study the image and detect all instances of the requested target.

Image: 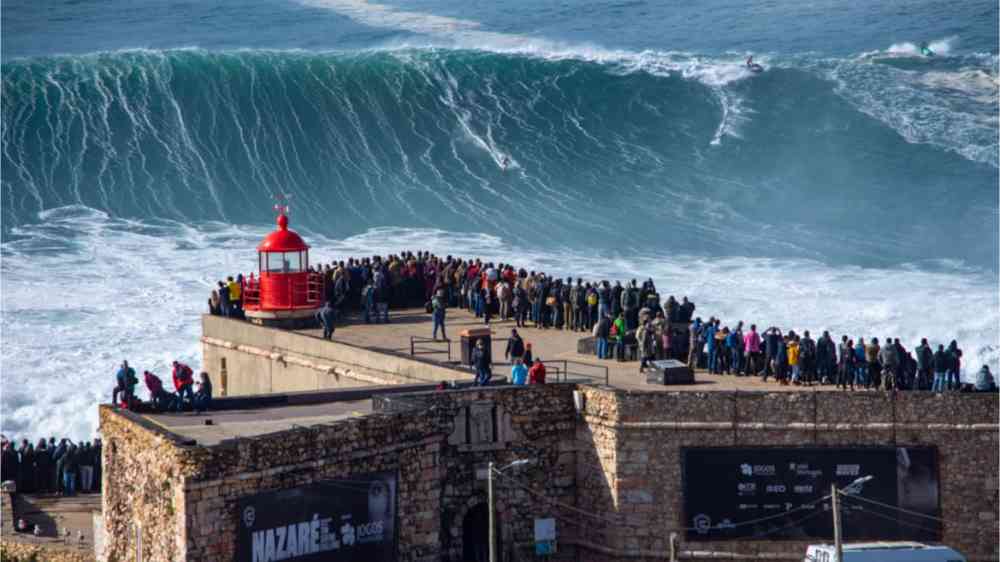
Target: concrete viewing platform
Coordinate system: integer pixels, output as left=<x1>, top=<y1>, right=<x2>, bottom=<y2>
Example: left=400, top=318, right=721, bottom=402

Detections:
left=144, top=398, right=372, bottom=446
left=294, top=306, right=843, bottom=393
left=188, top=305, right=899, bottom=444
left=97, top=305, right=998, bottom=562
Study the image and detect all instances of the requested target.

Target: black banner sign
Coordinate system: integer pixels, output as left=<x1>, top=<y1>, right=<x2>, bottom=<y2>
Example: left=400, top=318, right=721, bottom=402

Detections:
left=682, top=447, right=939, bottom=541
left=236, top=471, right=397, bottom=562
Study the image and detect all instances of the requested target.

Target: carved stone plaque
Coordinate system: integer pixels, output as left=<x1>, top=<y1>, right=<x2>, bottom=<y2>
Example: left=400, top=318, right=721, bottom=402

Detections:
left=468, top=403, right=495, bottom=444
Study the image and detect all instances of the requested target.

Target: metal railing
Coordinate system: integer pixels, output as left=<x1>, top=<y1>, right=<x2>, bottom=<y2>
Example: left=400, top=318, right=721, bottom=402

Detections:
left=243, top=278, right=260, bottom=307
left=409, top=336, right=452, bottom=360
left=239, top=272, right=323, bottom=308
left=538, top=359, right=609, bottom=386
left=305, top=272, right=323, bottom=304
left=372, top=393, right=431, bottom=413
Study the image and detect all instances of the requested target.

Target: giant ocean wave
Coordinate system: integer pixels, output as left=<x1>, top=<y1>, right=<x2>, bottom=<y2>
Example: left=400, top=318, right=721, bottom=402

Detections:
left=1, top=45, right=998, bottom=440
left=3, top=46, right=997, bottom=266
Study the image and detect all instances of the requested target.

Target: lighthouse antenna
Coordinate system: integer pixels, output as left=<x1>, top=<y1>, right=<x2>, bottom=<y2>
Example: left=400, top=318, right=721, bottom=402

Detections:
left=272, top=193, right=293, bottom=216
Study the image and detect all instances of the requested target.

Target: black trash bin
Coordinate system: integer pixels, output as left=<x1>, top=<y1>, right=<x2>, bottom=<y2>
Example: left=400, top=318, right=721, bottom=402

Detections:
left=460, top=327, right=493, bottom=366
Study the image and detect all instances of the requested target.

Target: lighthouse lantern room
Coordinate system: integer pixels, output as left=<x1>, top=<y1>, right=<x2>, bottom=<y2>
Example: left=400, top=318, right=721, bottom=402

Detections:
left=242, top=207, right=323, bottom=326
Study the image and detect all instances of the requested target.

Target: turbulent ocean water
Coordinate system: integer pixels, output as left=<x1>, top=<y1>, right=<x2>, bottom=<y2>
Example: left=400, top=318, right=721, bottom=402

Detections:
left=2, top=0, right=998, bottom=440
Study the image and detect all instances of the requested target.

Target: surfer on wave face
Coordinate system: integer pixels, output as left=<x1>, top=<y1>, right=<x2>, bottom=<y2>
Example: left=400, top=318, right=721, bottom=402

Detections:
left=746, top=55, right=753, bottom=67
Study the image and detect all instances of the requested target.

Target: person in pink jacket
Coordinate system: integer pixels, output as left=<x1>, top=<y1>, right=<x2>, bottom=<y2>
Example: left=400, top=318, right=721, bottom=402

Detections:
left=743, top=324, right=762, bottom=376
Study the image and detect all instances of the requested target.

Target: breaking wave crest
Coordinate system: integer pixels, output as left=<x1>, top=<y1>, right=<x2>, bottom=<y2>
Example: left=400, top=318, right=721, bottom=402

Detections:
left=2, top=46, right=996, bottom=268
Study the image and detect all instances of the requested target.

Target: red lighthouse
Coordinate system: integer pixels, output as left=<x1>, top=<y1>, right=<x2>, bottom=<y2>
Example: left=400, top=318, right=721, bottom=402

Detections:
left=242, top=207, right=323, bottom=326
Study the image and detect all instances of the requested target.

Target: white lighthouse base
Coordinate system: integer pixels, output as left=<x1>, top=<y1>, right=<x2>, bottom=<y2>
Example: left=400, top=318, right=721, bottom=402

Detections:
left=244, top=307, right=320, bottom=329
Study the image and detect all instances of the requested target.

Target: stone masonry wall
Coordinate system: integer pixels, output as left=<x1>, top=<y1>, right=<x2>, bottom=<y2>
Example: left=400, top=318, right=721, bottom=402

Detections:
left=102, top=384, right=997, bottom=562
left=99, top=406, right=212, bottom=562
left=103, top=383, right=578, bottom=562
left=433, top=385, right=579, bottom=561
left=576, top=388, right=999, bottom=562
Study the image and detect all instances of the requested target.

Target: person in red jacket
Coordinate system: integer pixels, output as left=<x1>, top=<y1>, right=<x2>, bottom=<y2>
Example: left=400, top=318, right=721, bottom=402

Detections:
left=528, top=359, right=546, bottom=384
left=144, top=371, right=176, bottom=412
left=172, top=361, right=195, bottom=408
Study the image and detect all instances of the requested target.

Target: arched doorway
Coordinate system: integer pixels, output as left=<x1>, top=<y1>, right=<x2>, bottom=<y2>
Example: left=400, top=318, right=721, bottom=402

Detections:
left=462, top=503, right=499, bottom=562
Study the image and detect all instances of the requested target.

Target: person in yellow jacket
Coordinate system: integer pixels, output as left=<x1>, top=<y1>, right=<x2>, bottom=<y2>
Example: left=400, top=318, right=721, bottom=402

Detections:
left=226, top=276, right=241, bottom=316
left=788, top=336, right=801, bottom=384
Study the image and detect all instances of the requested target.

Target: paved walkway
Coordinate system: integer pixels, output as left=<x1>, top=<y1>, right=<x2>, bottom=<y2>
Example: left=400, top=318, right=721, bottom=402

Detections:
left=6, top=493, right=100, bottom=550
left=301, top=307, right=845, bottom=393
left=145, top=399, right=372, bottom=445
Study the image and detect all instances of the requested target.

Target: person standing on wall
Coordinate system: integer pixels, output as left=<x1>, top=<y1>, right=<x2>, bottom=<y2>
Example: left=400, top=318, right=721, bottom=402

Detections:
left=144, top=370, right=176, bottom=412
left=432, top=290, right=448, bottom=341
left=112, top=360, right=137, bottom=407
left=61, top=444, right=78, bottom=497
left=172, top=361, right=195, bottom=409
left=79, top=442, right=95, bottom=494
left=915, top=338, right=934, bottom=390
left=931, top=344, right=949, bottom=392
left=743, top=324, right=761, bottom=376
left=193, top=372, right=213, bottom=413
left=511, top=358, right=528, bottom=385
left=687, top=317, right=703, bottom=370
left=505, top=329, right=525, bottom=363
left=227, top=276, right=242, bottom=317
left=529, top=358, right=547, bottom=384
left=316, top=300, right=337, bottom=340
left=595, top=313, right=611, bottom=360
left=561, top=278, right=573, bottom=330
left=473, top=339, right=492, bottom=386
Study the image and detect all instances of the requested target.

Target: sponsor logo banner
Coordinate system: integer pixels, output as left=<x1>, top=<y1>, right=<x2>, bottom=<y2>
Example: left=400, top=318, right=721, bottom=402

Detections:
left=683, top=448, right=939, bottom=541
left=236, top=472, right=397, bottom=562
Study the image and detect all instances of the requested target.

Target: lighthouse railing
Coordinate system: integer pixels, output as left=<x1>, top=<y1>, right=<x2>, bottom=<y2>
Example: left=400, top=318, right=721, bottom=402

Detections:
left=242, top=276, right=261, bottom=307
left=306, top=272, right=323, bottom=304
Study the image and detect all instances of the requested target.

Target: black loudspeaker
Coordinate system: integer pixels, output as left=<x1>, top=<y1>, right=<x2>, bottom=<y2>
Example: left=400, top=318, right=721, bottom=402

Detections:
left=646, top=359, right=695, bottom=385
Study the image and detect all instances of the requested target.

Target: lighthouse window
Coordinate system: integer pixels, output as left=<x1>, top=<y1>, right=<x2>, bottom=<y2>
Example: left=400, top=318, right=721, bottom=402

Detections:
left=264, top=252, right=303, bottom=273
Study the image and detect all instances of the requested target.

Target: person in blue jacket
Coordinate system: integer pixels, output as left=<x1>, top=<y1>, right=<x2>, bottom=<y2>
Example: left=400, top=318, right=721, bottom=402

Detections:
left=511, top=359, right=528, bottom=385
left=703, top=319, right=718, bottom=373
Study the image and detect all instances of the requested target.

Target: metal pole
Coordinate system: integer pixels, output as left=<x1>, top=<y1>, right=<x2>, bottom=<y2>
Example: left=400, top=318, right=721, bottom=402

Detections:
left=832, top=483, right=843, bottom=562
left=489, top=461, right=496, bottom=562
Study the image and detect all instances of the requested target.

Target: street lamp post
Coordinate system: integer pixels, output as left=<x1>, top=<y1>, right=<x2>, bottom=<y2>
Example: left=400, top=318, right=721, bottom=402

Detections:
left=488, top=459, right=535, bottom=562
left=832, top=475, right=873, bottom=561
left=831, top=483, right=842, bottom=562
left=488, top=461, right=496, bottom=562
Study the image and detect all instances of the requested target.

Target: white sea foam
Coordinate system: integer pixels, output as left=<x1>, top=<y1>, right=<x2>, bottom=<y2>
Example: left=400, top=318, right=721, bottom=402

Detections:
left=302, top=0, right=758, bottom=87
left=828, top=52, right=998, bottom=167
left=886, top=37, right=955, bottom=57
left=2, top=210, right=997, bottom=442
left=919, top=69, right=1000, bottom=104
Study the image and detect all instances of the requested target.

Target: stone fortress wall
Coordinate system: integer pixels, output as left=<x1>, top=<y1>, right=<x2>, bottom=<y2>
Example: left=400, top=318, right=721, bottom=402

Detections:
left=100, top=384, right=997, bottom=562
left=574, top=388, right=998, bottom=561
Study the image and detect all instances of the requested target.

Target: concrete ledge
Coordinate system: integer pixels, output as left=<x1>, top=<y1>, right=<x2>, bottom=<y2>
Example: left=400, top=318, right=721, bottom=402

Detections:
left=100, top=405, right=198, bottom=446
left=206, top=382, right=446, bottom=410
left=202, top=314, right=474, bottom=396
left=583, top=417, right=1000, bottom=432
left=244, top=308, right=318, bottom=320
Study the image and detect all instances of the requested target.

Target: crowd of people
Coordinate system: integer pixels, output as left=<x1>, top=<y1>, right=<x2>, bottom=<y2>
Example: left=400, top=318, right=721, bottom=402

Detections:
left=212, top=251, right=995, bottom=393
left=679, top=319, right=995, bottom=392
left=466, top=328, right=549, bottom=387
left=208, top=276, right=245, bottom=319
left=1, top=436, right=101, bottom=497
left=214, top=252, right=698, bottom=337
left=111, top=360, right=214, bottom=413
